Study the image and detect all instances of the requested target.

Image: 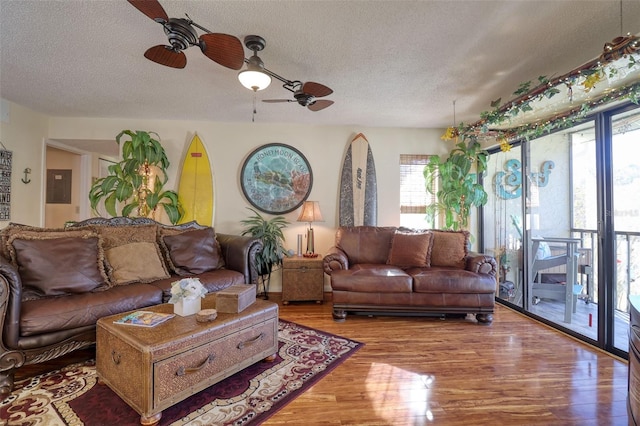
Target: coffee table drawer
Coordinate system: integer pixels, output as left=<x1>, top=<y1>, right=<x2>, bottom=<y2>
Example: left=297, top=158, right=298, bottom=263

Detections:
left=154, top=317, right=278, bottom=407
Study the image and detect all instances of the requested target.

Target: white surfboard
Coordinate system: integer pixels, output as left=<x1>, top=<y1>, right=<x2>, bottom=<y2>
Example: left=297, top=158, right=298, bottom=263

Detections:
left=338, top=133, right=377, bottom=226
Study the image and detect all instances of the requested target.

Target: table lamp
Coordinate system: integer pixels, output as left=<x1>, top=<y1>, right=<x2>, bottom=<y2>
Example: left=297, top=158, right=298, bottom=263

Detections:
left=297, top=201, right=324, bottom=257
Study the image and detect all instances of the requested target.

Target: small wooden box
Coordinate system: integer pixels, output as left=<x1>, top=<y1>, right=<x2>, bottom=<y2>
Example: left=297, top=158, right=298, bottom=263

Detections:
left=282, top=255, right=324, bottom=304
left=216, top=284, right=256, bottom=313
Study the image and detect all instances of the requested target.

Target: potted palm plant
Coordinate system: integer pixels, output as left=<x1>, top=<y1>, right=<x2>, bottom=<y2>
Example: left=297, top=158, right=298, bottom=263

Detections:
left=241, top=208, right=289, bottom=299
left=88, top=130, right=183, bottom=224
left=423, top=138, right=489, bottom=231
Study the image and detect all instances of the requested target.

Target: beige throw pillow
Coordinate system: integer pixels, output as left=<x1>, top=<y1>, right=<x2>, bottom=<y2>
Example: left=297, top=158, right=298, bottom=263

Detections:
left=95, top=224, right=169, bottom=285
left=105, top=241, right=170, bottom=285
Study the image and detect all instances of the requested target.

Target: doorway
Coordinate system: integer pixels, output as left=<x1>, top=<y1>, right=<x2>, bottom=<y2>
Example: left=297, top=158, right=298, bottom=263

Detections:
left=45, top=146, right=80, bottom=227
left=44, top=139, right=120, bottom=227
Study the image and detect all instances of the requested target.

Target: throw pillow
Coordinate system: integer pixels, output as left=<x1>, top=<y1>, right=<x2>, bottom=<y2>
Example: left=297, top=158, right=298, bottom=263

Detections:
left=161, top=227, right=224, bottom=275
left=0, top=223, right=32, bottom=260
left=0, top=223, right=84, bottom=260
left=96, top=224, right=158, bottom=250
left=430, top=230, right=469, bottom=268
left=105, top=241, right=170, bottom=285
left=387, top=231, right=433, bottom=268
left=95, top=224, right=169, bottom=285
left=9, top=233, right=109, bottom=300
left=6, top=228, right=103, bottom=267
left=336, top=226, right=397, bottom=265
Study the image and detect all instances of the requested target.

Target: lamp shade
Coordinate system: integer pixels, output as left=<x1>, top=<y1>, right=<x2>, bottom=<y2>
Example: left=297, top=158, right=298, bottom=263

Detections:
left=238, top=68, right=271, bottom=91
left=297, top=201, right=324, bottom=223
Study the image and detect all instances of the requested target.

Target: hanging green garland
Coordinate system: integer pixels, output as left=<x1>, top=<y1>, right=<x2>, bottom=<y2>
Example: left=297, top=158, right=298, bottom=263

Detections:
left=442, top=34, right=640, bottom=148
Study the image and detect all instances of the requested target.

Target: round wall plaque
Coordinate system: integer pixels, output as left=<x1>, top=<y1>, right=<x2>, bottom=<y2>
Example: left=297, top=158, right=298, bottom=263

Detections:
left=240, top=143, right=313, bottom=214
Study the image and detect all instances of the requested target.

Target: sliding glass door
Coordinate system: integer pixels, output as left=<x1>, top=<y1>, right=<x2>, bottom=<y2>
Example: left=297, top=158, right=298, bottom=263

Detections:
left=610, top=106, right=640, bottom=352
left=485, top=103, right=640, bottom=357
left=521, top=121, right=598, bottom=341
left=523, top=120, right=598, bottom=341
left=484, top=145, right=523, bottom=308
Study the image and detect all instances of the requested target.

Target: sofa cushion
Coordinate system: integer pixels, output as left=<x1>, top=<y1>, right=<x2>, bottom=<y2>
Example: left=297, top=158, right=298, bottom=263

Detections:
left=19, top=283, right=163, bottom=336
left=336, top=226, right=397, bottom=265
left=410, top=267, right=497, bottom=294
left=387, top=231, right=433, bottom=268
left=96, top=224, right=170, bottom=285
left=430, top=230, right=469, bottom=269
left=8, top=231, right=109, bottom=300
left=331, top=264, right=412, bottom=293
left=161, top=227, right=224, bottom=275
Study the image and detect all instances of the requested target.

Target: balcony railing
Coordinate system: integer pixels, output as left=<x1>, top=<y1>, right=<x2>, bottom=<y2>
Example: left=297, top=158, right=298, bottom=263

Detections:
left=571, top=228, right=640, bottom=314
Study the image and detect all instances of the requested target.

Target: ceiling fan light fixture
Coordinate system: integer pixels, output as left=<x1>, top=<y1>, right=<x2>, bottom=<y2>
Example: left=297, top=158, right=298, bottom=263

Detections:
left=238, top=35, right=272, bottom=92
left=238, top=63, right=271, bottom=91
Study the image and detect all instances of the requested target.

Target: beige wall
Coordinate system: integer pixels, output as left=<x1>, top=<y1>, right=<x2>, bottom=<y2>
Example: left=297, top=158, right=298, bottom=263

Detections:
left=0, top=99, right=49, bottom=227
left=4, top=103, right=449, bottom=291
left=47, top=117, right=448, bottom=253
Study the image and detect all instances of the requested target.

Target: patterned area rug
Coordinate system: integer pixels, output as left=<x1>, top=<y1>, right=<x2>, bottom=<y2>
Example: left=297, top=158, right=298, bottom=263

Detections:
left=1, top=320, right=362, bottom=425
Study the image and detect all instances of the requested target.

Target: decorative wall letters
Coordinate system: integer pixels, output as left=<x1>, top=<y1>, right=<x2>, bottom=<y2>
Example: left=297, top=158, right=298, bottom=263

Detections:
left=494, top=159, right=554, bottom=199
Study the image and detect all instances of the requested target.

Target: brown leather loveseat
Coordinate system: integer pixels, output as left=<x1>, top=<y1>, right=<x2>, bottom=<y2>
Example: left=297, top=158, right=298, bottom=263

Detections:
left=323, top=226, right=497, bottom=323
left=0, top=217, right=262, bottom=397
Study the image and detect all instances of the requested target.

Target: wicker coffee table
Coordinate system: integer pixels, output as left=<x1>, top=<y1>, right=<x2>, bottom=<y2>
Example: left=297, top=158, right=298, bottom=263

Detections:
left=96, top=295, right=278, bottom=425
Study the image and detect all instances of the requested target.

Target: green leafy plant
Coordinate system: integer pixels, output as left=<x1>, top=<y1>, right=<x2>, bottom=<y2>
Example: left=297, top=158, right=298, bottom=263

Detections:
left=424, top=139, right=488, bottom=231
left=240, top=208, right=289, bottom=297
left=88, top=130, right=183, bottom=224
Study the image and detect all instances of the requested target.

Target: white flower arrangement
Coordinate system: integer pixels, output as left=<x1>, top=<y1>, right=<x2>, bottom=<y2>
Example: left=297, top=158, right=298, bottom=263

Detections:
left=168, top=278, right=207, bottom=303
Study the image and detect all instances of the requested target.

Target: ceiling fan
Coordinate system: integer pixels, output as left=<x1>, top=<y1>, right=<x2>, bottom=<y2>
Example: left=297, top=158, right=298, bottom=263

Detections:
left=263, top=81, right=335, bottom=111
left=127, top=0, right=244, bottom=70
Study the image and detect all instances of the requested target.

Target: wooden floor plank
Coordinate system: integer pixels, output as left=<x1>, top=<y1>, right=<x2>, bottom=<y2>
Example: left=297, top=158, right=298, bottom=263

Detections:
left=13, top=293, right=629, bottom=425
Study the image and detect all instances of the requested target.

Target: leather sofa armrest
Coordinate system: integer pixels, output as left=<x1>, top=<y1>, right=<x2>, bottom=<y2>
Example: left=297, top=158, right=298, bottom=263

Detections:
left=323, top=246, right=349, bottom=275
left=0, top=255, right=22, bottom=350
left=466, top=252, right=498, bottom=277
left=216, top=234, right=264, bottom=285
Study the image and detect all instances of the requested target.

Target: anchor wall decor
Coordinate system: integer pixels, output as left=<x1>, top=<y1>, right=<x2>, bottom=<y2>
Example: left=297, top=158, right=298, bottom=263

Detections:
left=22, top=168, right=31, bottom=184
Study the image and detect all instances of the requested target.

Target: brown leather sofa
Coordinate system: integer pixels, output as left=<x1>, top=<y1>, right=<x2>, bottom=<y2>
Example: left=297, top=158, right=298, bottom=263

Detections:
left=323, top=226, right=497, bottom=323
left=0, top=217, right=262, bottom=397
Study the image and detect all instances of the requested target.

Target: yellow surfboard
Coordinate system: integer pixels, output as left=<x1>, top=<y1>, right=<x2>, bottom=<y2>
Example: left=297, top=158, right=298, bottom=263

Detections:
left=178, top=134, right=214, bottom=226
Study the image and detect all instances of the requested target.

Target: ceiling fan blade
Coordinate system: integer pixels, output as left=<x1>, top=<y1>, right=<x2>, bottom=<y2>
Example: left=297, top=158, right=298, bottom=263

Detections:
left=200, top=33, right=245, bottom=70
left=263, top=99, right=293, bottom=103
left=144, top=45, right=187, bottom=68
left=127, top=0, right=168, bottom=23
left=303, top=82, right=333, bottom=98
left=308, top=100, right=334, bottom=111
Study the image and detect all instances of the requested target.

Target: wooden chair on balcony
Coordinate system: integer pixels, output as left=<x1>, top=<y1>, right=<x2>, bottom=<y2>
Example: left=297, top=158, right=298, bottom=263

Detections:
left=530, top=237, right=582, bottom=323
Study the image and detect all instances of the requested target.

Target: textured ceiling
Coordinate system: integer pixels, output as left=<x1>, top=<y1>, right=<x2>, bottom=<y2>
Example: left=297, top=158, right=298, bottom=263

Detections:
left=1, top=0, right=639, bottom=131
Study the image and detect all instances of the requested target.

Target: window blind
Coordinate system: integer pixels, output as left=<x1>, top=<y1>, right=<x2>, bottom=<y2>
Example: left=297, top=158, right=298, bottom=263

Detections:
left=399, top=154, right=434, bottom=214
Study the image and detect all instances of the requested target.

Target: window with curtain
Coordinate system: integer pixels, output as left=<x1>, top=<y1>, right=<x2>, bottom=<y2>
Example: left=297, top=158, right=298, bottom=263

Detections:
left=399, top=154, right=434, bottom=229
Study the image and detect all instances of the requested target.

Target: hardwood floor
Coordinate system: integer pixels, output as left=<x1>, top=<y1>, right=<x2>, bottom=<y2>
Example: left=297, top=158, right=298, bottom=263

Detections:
left=13, top=294, right=629, bottom=425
